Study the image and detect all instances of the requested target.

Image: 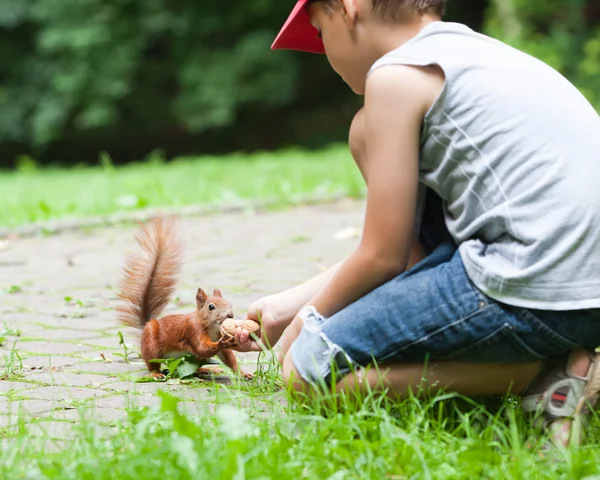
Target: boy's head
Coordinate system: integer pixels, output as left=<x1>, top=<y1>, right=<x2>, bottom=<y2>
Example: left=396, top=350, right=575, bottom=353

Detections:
left=310, top=0, right=445, bottom=20
left=273, top=0, right=445, bottom=93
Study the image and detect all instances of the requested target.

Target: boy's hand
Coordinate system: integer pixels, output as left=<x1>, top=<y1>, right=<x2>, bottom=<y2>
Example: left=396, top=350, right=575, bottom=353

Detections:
left=232, top=297, right=288, bottom=352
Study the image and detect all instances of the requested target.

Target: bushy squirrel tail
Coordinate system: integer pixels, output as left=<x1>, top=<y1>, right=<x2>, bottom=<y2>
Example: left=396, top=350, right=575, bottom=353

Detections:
left=116, top=216, right=183, bottom=329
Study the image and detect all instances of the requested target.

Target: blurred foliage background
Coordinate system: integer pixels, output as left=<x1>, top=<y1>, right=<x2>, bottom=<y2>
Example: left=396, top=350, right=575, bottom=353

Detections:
left=0, top=0, right=598, bottom=167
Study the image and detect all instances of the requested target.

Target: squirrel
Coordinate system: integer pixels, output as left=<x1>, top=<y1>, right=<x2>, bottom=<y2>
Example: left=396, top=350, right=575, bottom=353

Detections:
left=116, top=216, right=252, bottom=380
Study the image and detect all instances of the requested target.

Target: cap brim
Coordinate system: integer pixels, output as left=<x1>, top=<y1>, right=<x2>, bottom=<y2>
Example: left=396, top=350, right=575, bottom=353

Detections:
left=271, top=0, right=326, bottom=54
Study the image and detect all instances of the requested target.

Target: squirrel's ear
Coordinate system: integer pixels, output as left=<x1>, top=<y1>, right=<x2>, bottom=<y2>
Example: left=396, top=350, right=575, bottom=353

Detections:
left=213, top=288, right=222, bottom=297
left=196, top=288, right=208, bottom=307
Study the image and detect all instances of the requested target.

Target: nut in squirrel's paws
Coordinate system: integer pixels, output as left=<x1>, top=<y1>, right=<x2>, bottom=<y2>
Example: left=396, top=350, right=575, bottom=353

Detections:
left=220, top=318, right=261, bottom=340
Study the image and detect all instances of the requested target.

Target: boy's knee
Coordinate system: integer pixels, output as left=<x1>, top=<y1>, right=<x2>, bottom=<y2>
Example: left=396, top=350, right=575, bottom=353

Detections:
left=282, top=351, right=309, bottom=393
left=281, top=352, right=294, bottom=384
left=349, top=107, right=367, bottom=170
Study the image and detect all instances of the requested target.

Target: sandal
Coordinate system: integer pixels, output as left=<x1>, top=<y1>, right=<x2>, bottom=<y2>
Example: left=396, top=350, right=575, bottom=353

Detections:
left=521, top=348, right=600, bottom=448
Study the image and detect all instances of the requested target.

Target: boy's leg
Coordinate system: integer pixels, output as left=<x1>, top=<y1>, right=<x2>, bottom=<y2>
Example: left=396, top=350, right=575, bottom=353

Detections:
left=283, top=242, right=600, bottom=400
left=281, top=241, right=543, bottom=395
left=284, top=345, right=595, bottom=442
left=283, top=351, right=541, bottom=398
left=337, top=349, right=595, bottom=399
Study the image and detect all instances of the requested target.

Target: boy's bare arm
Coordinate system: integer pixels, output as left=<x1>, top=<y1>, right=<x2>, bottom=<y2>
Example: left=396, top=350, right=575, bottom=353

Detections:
left=270, top=260, right=344, bottom=321
left=232, top=259, right=344, bottom=352
left=274, top=239, right=425, bottom=321
left=235, top=65, right=443, bottom=353
left=305, top=65, right=444, bottom=318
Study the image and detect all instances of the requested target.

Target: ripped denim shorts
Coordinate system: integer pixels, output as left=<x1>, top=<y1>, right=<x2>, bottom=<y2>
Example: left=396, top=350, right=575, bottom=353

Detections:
left=290, top=241, right=600, bottom=386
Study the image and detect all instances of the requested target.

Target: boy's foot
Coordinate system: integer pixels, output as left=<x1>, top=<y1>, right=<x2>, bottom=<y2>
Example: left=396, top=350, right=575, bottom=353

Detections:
left=522, top=349, right=600, bottom=448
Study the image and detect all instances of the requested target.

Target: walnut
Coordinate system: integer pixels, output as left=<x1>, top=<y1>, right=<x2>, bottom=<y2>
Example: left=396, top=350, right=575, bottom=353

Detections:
left=220, top=318, right=261, bottom=339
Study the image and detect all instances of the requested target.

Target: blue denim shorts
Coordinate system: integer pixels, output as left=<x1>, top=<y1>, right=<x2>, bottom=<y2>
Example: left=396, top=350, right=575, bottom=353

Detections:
left=290, top=241, right=600, bottom=385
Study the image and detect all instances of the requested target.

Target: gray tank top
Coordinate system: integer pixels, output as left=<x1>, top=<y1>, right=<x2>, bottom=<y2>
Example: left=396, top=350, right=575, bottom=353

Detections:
left=369, top=21, right=600, bottom=310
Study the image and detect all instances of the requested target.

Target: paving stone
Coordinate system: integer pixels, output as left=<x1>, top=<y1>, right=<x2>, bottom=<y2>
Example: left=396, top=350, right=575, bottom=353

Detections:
left=48, top=318, right=116, bottom=331
left=47, top=407, right=128, bottom=425
left=97, top=380, right=170, bottom=394
left=67, top=360, right=145, bottom=374
left=14, top=341, right=90, bottom=355
left=17, top=355, right=82, bottom=369
left=0, top=381, right=36, bottom=394
left=99, top=393, right=163, bottom=410
left=22, top=328, right=108, bottom=342
left=0, top=414, right=16, bottom=427
left=24, top=372, right=117, bottom=388
left=174, top=389, right=222, bottom=404
left=27, top=386, right=108, bottom=402
left=24, top=421, right=84, bottom=439
left=177, top=401, right=217, bottom=417
left=4, top=399, right=55, bottom=416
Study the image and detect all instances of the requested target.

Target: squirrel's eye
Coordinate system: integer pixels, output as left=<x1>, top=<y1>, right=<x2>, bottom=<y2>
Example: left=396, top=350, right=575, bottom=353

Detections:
left=208, top=304, right=215, bottom=311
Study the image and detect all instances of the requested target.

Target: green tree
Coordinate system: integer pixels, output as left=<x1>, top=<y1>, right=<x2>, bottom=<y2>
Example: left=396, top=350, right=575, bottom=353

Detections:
left=0, top=0, right=299, bottom=150
left=0, top=1, right=596, bottom=165
left=485, top=0, right=600, bottom=109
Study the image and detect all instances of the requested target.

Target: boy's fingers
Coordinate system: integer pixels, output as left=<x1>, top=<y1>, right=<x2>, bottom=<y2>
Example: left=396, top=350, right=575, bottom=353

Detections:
left=232, top=327, right=259, bottom=352
left=238, top=327, right=250, bottom=344
left=232, top=326, right=271, bottom=353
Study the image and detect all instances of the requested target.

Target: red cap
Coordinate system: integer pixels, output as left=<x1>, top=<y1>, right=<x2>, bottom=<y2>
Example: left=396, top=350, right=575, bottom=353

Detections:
left=271, top=0, right=326, bottom=54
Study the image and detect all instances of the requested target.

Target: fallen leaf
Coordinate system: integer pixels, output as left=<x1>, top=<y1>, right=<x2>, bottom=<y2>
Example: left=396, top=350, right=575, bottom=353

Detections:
left=333, top=227, right=361, bottom=241
left=99, top=353, right=112, bottom=363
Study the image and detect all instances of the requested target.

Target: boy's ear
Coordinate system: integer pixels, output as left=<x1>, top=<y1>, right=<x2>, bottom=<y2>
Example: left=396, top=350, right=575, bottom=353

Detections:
left=196, top=288, right=208, bottom=308
left=340, top=0, right=359, bottom=29
left=213, top=288, right=222, bottom=298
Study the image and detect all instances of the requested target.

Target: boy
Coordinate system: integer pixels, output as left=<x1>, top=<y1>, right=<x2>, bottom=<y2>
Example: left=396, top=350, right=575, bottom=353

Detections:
left=233, top=0, right=600, bottom=446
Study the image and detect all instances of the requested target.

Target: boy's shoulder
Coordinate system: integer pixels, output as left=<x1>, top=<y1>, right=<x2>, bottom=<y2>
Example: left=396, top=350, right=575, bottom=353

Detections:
left=366, top=62, right=445, bottom=123
left=370, top=19, right=550, bottom=78
left=365, top=22, right=451, bottom=126
left=366, top=19, right=585, bottom=120
left=365, top=21, right=470, bottom=112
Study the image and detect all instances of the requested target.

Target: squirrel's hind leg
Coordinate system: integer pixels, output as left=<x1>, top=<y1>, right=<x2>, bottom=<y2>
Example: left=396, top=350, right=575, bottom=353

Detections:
left=196, top=366, right=224, bottom=376
left=141, top=322, right=165, bottom=378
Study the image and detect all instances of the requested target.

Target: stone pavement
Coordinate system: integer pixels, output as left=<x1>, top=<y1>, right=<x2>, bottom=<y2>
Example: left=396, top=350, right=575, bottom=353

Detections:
left=0, top=200, right=363, bottom=439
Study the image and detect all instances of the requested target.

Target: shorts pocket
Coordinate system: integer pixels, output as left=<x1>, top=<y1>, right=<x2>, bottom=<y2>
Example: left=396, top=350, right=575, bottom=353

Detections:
left=442, top=322, right=545, bottom=363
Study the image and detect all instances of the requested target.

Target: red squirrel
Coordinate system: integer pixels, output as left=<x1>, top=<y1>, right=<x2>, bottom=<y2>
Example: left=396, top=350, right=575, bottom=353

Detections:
left=116, top=216, right=251, bottom=380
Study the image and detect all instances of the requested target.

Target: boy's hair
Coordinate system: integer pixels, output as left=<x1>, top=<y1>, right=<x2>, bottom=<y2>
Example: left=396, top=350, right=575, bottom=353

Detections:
left=309, top=0, right=446, bottom=20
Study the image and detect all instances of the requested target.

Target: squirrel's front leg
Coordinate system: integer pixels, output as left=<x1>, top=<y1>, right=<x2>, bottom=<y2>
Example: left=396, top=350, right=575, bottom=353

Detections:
left=218, top=349, right=253, bottom=380
left=188, top=332, right=234, bottom=360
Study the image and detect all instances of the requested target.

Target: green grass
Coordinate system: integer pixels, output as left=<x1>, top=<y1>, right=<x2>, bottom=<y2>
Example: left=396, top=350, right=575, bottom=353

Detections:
left=0, top=145, right=365, bottom=229
left=1, top=364, right=600, bottom=480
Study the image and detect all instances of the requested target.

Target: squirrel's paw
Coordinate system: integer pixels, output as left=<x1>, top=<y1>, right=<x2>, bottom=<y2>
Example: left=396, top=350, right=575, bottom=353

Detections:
left=218, top=334, right=237, bottom=349
left=197, top=367, right=223, bottom=376
left=242, top=372, right=254, bottom=381
left=150, top=372, right=166, bottom=380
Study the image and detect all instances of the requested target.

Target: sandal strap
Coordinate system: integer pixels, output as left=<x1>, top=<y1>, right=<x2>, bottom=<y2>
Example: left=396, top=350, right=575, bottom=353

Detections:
left=521, top=349, right=600, bottom=448
left=522, top=377, right=586, bottom=418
